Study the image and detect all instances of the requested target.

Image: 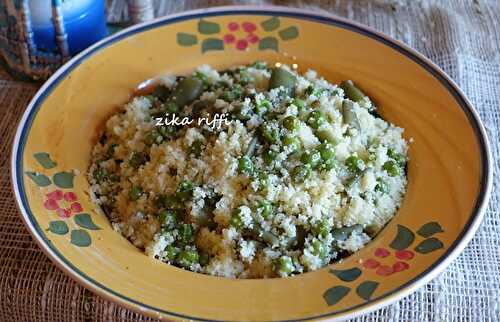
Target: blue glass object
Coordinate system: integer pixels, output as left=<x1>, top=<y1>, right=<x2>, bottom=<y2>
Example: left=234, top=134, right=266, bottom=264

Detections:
left=29, top=0, right=107, bottom=55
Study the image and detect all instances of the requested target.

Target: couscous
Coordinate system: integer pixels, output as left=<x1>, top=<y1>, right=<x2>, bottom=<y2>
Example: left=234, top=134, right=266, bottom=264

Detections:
left=88, top=63, right=408, bottom=278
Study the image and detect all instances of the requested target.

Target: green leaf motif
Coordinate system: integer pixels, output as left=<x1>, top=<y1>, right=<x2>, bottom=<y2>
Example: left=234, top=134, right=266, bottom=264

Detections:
left=323, top=285, right=350, bottom=306
left=201, top=38, right=224, bottom=53
left=278, top=26, right=299, bottom=41
left=48, top=221, right=68, bottom=235
left=259, top=37, right=279, bottom=51
left=415, top=237, right=444, bottom=254
left=34, top=152, right=57, bottom=169
left=330, top=267, right=362, bottom=282
left=177, top=33, right=197, bottom=46
left=70, top=229, right=91, bottom=247
left=356, top=281, right=379, bottom=301
left=389, top=224, right=415, bottom=250
left=261, top=16, right=280, bottom=31
left=74, top=213, right=100, bottom=230
left=26, top=172, right=51, bottom=187
left=53, top=171, right=75, bottom=189
left=417, top=221, right=444, bottom=238
left=198, top=19, right=220, bottom=34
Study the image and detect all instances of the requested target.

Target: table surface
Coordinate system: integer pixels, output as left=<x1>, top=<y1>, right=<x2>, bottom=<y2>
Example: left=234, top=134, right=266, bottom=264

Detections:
left=1, top=0, right=499, bottom=321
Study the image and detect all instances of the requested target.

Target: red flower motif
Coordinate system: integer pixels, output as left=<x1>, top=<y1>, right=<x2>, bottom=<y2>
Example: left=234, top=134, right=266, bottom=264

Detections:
left=376, top=265, right=394, bottom=276
left=44, top=198, right=59, bottom=210
left=236, top=39, right=248, bottom=50
left=71, top=202, right=83, bottom=213
left=223, top=34, right=236, bottom=44
left=246, top=33, right=259, bottom=44
left=228, top=22, right=239, bottom=31
left=392, top=261, right=410, bottom=272
left=64, top=191, right=77, bottom=202
left=374, top=248, right=391, bottom=258
left=363, top=258, right=380, bottom=269
left=56, top=208, right=71, bottom=218
left=47, top=190, right=63, bottom=201
left=395, top=249, right=415, bottom=260
left=242, top=22, right=257, bottom=33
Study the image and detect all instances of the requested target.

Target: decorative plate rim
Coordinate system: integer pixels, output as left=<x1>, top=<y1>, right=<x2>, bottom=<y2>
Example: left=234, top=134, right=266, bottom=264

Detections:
left=10, top=5, right=493, bottom=322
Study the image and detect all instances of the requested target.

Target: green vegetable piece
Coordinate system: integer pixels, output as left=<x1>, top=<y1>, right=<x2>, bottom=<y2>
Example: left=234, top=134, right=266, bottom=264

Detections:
left=258, top=200, right=273, bottom=219
left=237, top=156, right=254, bottom=175
left=93, top=167, right=107, bottom=184
left=105, top=143, right=118, bottom=159
left=321, top=158, right=337, bottom=171
left=145, top=128, right=163, bottom=146
left=301, top=150, right=321, bottom=168
left=269, top=67, right=296, bottom=97
left=387, top=148, right=406, bottom=167
left=229, top=209, right=243, bottom=229
left=282, top=135, right=301, bottom=154
left=189, top=140, right=204, bottom=157
left=345, top=155, right=365, bottom=173
left=252, top=61, right=267, bottom=69
left=165, top=245, right=178, bottom=260
left=291, top=98, right=305, bottom=109
left=383, top=160, right=401, bottom=177
left=276, top=256, right=294, bottom=276
left=313, top=220, right=330, bottom=238
left=262, top=231, right=279, bottom=246
left=340, top=80, right=366, bottom=102
left=221, top=84, right=243, bottom=102
left=129, top=186, right=143, bottom=201
left=375, top=178, right=389, bottom=194
left=292, top=165, right=311, bottom=183
left=255, top=99, right=271, bottom=115
left=342, top=100, right=361, bottom=130
left=158, top=209, right=177, bottom=228
left=177, top=249, right=199, bottom=268
left=176, top=180, right=194, bottom=200
left=258, top=122, right=279, bottom=144
left=283, top=115, right=300, bottom=131
left=129, top=151, right=147, bottom=169
left=199, top=252, right=210, bottom=266
left=263, top=149, right=278, bottom=166
left=178, top=224, right=194, bottom=243
left=319, top=142, right=335, bottom=161
left=307, top=110, right=326, bottom=129
left=168, top=76, right=204, bottom=109
left=312, top=240, right=327, bottom=258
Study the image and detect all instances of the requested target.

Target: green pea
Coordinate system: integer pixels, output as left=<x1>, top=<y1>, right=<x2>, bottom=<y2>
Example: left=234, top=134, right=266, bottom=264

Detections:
left=307, top=110, right=326, bottom=129
left=164, top=101, right=179, bottom=114
left=189, top=140, right=204, bottom=157
left=263, top=149, right=278, bottom=166
left=237, top=156, right=254, bottom=175
left=222, top=84, right=243, bottom=102
left=129, top=151, right=147, bottom=169
left=238, top=69, right=252, bottom=85
left=312, top=240, right=327, bottom=258
left=158, top=209, right=177, bottom=227
left=345, top=155, right=364, bottom=173
left=165, top=245, right=178, bottom=261
left=252, top=61, right=267, bottom=70
left=276, top=256, right=294, bottom=276
left=283, top=116, right=300, bottom=131
left=258, top=122, right=279, bottom=144
left=387, top=148, right=406, bottom=167
left=339, top=80, right=366, bottom=103
left=168, top=76, right=204, bottom=108
left=292, top=165, right=312, bottom=183
left=291, top=98, right=305, bottom=110
left=257, top=172, right=269, bottom=191
left=313, top=220, right=330, bottom=238
left=178, top=224, right=194, bottom=243
left=282, top=135, right=301, bottom=154
left=199, top=252, right=210, bottom=266
left=176, top=180, right=194, bottom=200
left=258, top=200, right=273, bottom=219
left=145, top=128, right=163, bottom=146
left=321, top=158, right=337, bottom=171
left=229, top=209, right=243, bottom=229
left=269, top=67, right=296, bottom=97
left=375, top=178, right=389, bottom=194
left=129, top=186, right=143, bottom=201
left=194, top=71, right=208, bottom=84
left=177, top=249, right=199, bottom=268
left=301, top=150, right=321, bottom=168
left=319, top=142, right=335, bottom=161
left=255, top=99, right=271, bottom=115
left=93, top=167, right=107, bottom=183
left=158, top=125, right=176, bottom=138
left=383, top=160, right=400, bottom=177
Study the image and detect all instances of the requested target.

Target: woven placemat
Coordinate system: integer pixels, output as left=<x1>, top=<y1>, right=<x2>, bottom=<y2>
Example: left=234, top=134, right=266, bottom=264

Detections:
left=1, top=0, right=499, bottom=321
